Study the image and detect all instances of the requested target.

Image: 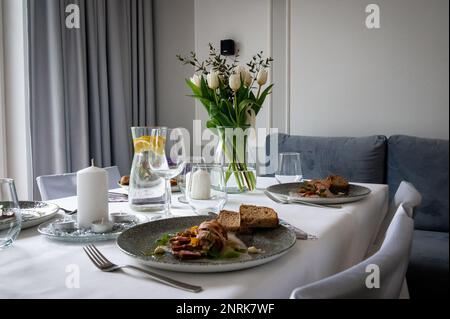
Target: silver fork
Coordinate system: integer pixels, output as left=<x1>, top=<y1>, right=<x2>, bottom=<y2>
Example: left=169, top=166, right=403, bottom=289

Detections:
left=264, top=190, right=342, bottom=209
left=83, top=244, right=202, bottom=293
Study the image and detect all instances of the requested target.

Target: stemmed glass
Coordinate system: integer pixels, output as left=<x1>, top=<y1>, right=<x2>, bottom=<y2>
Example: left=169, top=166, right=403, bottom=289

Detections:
left=0, top=179, right=22, bottom=249
left=148, top=127, right=187, bottom=218
left=275, top=152, right=303, bottom=184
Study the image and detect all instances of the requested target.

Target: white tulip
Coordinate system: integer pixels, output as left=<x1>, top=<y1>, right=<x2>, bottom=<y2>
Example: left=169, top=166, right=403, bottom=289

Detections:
left=257, top=68, right=268, bottom=86
left=190, top=74, right=201, bottom=87
left=244, top=72, right=252, bottom=87
left=207, top=70, right=220, bottom=90
left=235, top=66, right=252, bottom=87
left=229, top=74, right=241, bottom=91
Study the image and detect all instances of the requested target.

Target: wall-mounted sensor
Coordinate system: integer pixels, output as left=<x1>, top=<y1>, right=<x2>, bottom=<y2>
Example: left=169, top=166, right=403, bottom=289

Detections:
left=221, top=39, right=235, bottom=56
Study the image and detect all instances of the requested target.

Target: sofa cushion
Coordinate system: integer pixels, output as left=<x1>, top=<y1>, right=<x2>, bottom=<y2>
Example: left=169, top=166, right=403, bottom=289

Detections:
left=387, top=135, right=449, bottom=232
left=406, top=230, right=449, bottom=299
left=265, top=134, right=387, bottom=183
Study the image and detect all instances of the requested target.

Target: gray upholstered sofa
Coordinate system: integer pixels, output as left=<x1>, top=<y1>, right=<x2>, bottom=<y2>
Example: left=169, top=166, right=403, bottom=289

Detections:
left=266, top=134, right=449, bottom=298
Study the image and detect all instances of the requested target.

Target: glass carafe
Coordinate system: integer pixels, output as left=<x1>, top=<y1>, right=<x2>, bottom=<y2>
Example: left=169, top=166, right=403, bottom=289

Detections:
left=128, top=127, right=165, bottom=212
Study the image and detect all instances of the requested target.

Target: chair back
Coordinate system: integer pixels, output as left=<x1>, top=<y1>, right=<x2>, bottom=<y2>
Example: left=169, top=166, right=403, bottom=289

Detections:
left=36, top=166, right=121, bottom=200
left=372, top=181, right=421, bottom=250
left=290, top=205, right=414, bottom=299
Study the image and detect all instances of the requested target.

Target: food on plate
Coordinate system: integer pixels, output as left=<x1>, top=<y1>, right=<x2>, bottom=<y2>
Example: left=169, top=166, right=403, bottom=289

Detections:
left=164, top=220, right=234, bottom=260
left=247, top=246, right=264, bottom=254
left=297, top=174, right=349, bottom=198
left=326, top=174, right=350, bottom=193
left=119, top=175, right=130, bottom=186
left=170, top=178, right=178, bottom=187
left=153, top=246, right=166, bottom=255
left=152, top=205, right=279, bottom=260
left=239, top=205, right=279, bottom=228
left=217, top=210, right=241, bottom=232
left=0, top=205, right=14, bottom=220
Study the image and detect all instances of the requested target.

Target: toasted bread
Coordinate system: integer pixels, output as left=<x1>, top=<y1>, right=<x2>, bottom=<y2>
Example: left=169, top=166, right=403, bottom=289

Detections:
left=239, top=205, right=279, bottom=228
left=120, top=175, right=130, bottom=186
left=217, top=210, right=241, bottom=232
left=326, top=174, right=349, bottom=194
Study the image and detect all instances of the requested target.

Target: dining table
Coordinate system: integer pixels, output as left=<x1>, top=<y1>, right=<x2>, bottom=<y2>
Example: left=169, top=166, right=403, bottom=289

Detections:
left=0, top=177, right=389, bottom=299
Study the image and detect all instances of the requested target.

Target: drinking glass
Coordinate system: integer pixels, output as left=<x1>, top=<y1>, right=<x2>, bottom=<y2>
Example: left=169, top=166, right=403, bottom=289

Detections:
left=275, top=152, right=303, bottom=184
left=148, top=128, right=187, bottom=218
left=176, top=156, right=205, bottom=204
left=186, top=164, right=227, bottom=215
left=0, top=179, right=22, bottom=249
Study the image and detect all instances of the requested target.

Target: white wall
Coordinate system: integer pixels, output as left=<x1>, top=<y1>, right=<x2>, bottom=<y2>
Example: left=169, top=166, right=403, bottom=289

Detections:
left=290, top=0, right=449, bottom=139
left=194, top=0, right=273, bottom=131
left=2, top=0, right=32, bottom=199
left=0, top=0, right=7, bottom=177
left=156, top=0, right=449, bottom=140
left=154, top=0, right=196, bottom=132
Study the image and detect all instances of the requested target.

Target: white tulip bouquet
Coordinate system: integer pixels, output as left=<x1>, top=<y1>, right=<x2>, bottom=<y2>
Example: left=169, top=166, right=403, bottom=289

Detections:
left=177, top=44, right=273, bottom=129
left=177, top=44, right=274, bottom=192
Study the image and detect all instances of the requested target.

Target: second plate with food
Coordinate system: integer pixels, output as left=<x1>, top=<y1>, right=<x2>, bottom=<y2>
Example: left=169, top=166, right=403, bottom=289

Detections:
left=266, top=182, right=371, bottom=205
left=117, top=216, right=296, bottom=273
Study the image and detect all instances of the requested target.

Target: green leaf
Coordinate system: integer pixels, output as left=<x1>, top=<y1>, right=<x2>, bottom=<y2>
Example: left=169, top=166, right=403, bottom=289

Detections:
left=155, top=233, right=173, bottom=246
left=257, top=84, right=273, bottom=105
left=255, top=84, right=274, bottom=115
left=185, top=79, right=201, bottom=96
left=200, top=76, right=210, bottom=98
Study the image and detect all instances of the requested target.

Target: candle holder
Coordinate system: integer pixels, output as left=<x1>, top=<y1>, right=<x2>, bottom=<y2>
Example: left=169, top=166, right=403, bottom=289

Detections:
left=38, top=214, right=146, bottom=242
left=185, top=164, right=227, bottom=216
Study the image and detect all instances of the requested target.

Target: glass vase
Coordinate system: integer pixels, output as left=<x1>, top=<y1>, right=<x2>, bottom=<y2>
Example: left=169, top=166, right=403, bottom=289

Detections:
left=214, top=126, right=257, bottom=194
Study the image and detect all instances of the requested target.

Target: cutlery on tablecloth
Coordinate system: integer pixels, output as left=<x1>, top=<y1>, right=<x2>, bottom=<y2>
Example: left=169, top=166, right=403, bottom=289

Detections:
left=264, top=190, right=342, bottom=209
left=59, top=207, right=77, bottom=215
left=83, top=244, right=202, bottom=293
left=279, top=220, right=318, bottom=240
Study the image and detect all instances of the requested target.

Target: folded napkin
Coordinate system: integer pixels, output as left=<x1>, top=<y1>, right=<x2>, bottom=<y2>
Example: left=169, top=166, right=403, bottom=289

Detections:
left=108, top=192, right=128, bottom=203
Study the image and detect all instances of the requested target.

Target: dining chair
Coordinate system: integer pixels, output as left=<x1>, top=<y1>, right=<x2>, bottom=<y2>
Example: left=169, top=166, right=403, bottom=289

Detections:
left=36, top=166, right=122, bottom=200
left=290, top=204, right=414, bottom=299
left=370, top=181, right=422, bottom=254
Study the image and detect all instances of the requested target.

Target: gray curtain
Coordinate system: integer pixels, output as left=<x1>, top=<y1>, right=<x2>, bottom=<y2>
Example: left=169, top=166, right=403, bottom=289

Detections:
left=28, top=0, right=155, bottom=198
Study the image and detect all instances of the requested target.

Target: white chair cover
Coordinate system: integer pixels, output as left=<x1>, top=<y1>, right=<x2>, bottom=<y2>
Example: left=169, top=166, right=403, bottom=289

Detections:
left=290, top=204, right=414, bottom=299
left=36, top=166, right=121, bottom=200
left=372, top=181, right=422, bottom=251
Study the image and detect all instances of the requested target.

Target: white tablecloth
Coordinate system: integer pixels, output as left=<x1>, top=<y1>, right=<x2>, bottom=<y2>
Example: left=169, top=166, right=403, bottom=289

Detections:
left=0, top=177, right=388, bottom=299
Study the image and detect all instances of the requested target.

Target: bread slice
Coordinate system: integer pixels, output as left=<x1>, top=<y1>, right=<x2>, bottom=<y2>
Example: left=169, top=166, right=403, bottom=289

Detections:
left=239, top=205, right=279, bottom=228
left=217, top=210, right=241, bottom=232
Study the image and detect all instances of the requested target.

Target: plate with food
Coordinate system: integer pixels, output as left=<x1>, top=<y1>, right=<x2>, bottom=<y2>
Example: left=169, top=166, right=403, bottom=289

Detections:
left=0, top=201, right=59, bottom=231
left=117, top=205, right=296, bottom=272
left=118, top=175, right=130, bottom=190
left=266, top=175, right=371, bottom=204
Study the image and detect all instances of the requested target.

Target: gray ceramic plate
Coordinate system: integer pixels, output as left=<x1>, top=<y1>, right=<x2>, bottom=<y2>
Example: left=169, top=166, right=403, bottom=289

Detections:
left=117, top=216, right=297, bottom=273
left=266, top=182, right=371, bottom=204
left=0, top=201, right=59, bottom=231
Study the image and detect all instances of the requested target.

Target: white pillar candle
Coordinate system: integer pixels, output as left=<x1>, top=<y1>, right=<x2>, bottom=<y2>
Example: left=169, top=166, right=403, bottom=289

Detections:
left=190, top=170, right=211, bottom=200
left=77, top=162, right=109, bottom=228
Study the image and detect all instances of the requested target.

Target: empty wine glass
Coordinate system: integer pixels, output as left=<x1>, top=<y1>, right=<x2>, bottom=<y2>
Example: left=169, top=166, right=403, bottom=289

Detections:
left=275, top=152, right=303, bottom=184
left=186, top=164, right=227, bottom=215
left=148, top=127, right=187, bottom=218
left=176, top=156, right=205, bottom=204
left=0, top=179, right=22, bottom=249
